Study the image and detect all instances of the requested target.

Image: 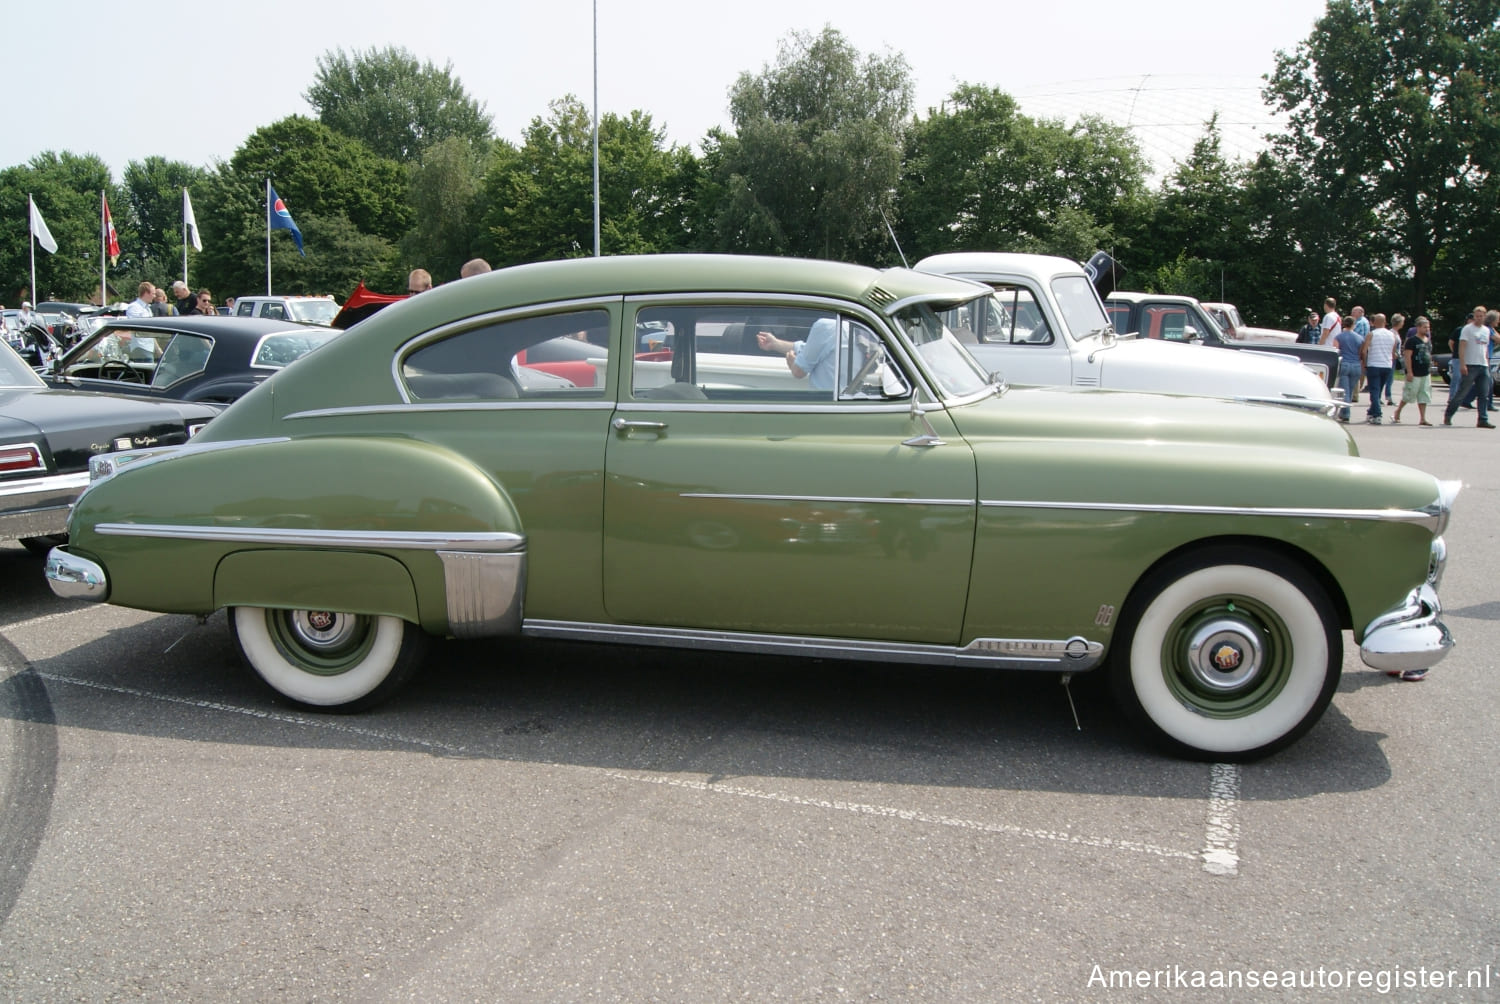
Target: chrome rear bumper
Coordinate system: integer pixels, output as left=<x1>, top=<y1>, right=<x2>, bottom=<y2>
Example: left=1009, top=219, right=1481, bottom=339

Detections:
left=44, top=547, right=108, bottom=601
left=1360, top=583, right=1451, bottom=674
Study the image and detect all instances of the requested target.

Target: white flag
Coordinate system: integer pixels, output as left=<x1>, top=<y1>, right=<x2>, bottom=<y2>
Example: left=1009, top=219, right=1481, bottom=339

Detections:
left=29, top=195, right=57, bottom=254
left=184, top=188, right=202, bottom=252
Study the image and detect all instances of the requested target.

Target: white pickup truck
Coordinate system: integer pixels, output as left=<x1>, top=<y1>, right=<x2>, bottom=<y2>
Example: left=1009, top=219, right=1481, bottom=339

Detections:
left=915, top=252, right=1336, bottom=414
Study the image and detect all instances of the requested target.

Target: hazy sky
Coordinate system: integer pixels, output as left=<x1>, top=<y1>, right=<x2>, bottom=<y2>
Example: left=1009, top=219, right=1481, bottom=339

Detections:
left=8, top=0, right=1330, bottom=179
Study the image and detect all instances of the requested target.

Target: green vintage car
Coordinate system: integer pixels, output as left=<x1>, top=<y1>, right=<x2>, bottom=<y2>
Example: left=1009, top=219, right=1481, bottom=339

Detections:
left=45, top=255, right=1456, bottom=759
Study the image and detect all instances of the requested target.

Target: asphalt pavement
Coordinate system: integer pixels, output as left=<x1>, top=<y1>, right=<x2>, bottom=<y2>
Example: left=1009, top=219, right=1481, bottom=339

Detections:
left=0, top=390, right=1497, bottom=1001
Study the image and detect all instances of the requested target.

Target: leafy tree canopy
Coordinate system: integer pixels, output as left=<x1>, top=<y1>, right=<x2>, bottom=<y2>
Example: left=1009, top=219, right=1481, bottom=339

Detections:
left=0, top=151, right=120, bottom=303
left=705, top=27, right=914, bottom=263
left=307, top=46, right=495, bottom=163
left=1265, top=0, right=1500, bottom=316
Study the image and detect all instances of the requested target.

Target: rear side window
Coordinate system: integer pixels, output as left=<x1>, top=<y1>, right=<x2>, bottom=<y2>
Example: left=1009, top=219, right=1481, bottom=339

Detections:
left=402, top=308, right=612, bottom=402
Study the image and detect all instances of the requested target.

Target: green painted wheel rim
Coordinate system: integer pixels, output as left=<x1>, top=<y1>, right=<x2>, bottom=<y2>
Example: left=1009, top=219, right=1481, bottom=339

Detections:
left=266, top=610, right=377, bottom=677
left=1160, top=594, right=1294, bottom=718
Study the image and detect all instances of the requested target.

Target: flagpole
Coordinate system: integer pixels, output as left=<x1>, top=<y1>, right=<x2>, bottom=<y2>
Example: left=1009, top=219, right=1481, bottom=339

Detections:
left=28, top=194, right=37, bottom=306
left=182, top=188, right=189, bottom=287
left=100, top=191, right=107, bottom=308
left=266, top=179, right=272, bottom=295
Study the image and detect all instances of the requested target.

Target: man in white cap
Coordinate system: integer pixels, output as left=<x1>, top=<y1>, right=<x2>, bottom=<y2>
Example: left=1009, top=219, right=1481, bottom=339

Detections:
left=16, top=301, right=39, bottom=330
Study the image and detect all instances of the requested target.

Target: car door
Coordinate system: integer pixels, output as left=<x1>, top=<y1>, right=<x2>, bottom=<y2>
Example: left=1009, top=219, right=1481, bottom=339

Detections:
left=603, top=297, right=978, bottom=645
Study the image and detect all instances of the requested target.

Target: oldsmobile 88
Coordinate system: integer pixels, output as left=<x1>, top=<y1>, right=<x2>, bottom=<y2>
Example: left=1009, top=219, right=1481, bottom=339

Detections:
left=45, top=255, right=1454, bottom=759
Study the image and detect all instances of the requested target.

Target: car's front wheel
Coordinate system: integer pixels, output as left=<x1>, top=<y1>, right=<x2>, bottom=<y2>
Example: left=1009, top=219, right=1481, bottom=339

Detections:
left=230, top=607, right=427, bottom=711
left=1111, top=548, right=1341, bottom=760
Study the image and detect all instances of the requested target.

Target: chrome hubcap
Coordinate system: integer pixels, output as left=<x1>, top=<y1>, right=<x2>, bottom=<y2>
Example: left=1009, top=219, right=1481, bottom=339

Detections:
left=1185, top=617, right=1265, bottom=692
left=288, top=610, right=361, bottom=653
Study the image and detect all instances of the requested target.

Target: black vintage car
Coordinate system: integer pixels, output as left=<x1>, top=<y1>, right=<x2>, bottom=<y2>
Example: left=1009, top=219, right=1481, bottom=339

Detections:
left=0, top=340, right=218, bottom=553
left=43, top=316, right=341, bottom=405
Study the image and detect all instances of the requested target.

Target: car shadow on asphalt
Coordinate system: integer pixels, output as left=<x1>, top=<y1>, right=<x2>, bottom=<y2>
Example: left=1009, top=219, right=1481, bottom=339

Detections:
left=0, top=609, right=1393, bottom=802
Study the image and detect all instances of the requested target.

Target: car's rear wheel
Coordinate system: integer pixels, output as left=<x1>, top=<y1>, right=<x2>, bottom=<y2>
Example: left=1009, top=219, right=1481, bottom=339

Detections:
left=1111, top=548, right=1341, bottom=760
left=230, top=607, right=427, bottom=711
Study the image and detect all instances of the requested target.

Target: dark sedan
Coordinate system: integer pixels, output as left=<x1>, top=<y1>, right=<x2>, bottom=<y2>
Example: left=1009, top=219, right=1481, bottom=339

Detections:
left=0, top=340, right=217, bottom=553
left=43, top=316, right=341, bottom=404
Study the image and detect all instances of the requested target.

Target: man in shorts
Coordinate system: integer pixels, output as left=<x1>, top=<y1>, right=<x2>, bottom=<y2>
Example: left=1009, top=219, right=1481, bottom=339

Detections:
left=1391, top=316, right=1434, bottom=426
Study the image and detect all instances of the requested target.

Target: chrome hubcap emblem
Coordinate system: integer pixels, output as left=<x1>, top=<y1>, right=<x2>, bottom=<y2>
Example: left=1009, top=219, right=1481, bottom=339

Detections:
left=289, top=610, right=359, bottom=652
left=1186, top=617, right=1264, bottom=691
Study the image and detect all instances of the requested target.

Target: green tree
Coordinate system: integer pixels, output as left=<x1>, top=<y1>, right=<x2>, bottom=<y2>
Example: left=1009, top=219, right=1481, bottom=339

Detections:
left=703, top=27, right=913, bottom=263
left=896, top=84, right=1148, bottom=262
left=404, top=135, right=494, bottom=281
left=195, top=117, right=409, bottom=297
left=0, top=152, right=119, bottom=303
left=122, top=157, right=210, bottom=286
left=478, top=97, right=697, bottom=265
left=307, top=46, right=494, bottom=163
left=1265, top=0, right=1500, bottom=316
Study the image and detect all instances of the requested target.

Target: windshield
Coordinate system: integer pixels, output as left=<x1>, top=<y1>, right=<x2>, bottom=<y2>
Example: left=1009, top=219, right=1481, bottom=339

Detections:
left=0, top=342, right=45, bottom=387
left=1052, top=275, right=1111, bottom=338
left=289, top=299, right=340, bottom=325
left=891, top=302, right=993, bottom=398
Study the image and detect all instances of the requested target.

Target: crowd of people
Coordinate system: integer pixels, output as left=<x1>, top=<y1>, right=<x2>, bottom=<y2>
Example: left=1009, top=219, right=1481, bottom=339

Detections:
left=1302, top=297, right=1498, bottom=428
left=123, top=281, right=224, bottom=318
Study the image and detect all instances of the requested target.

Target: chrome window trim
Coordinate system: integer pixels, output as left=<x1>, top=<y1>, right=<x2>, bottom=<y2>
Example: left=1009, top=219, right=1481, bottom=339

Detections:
left=93, top=523, right=525, bottom=553
left=681, top=491, right=973, bottom=508
left=621, top=293, right=943, bottom=406
left=523, top=620, right=1103, bottom=673
left=285, top=401, right=616, bottom=421
left=613, top=400, right=913, bottom=416
left=392, top=295, right=622, bottom=404
left=981, top=498, right=1446, bottom=529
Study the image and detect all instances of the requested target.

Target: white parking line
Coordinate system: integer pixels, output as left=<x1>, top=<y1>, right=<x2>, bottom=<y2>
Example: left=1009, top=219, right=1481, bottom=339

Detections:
left=32, top=671, right=1234, bottom=874
left=606, top=770, right=1199, bottom=862
left=1202, top=763, right=1241, bottom=876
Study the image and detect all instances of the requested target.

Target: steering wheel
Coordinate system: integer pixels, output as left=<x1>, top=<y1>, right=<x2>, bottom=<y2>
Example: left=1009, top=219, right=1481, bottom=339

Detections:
left=99, top=359, right=145, bottom=383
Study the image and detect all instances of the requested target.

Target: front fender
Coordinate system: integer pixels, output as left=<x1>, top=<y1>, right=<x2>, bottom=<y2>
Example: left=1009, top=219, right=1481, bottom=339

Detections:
left=66, top=436, right=525, bottom=637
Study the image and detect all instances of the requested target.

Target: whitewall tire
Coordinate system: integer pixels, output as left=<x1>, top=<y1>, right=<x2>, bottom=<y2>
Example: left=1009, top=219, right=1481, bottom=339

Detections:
left=230, top=607, right=427, bottom=711
left=1111, top=549, right=1341, bottom=760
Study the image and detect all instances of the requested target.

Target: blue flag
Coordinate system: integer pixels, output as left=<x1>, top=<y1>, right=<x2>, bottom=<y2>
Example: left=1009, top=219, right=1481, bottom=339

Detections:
left=268, top=184, right=304, bottom=256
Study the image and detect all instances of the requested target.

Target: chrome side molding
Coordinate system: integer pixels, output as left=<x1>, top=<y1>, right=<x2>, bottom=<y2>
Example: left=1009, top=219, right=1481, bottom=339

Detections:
left=521, top=620, right=1105, bottom=673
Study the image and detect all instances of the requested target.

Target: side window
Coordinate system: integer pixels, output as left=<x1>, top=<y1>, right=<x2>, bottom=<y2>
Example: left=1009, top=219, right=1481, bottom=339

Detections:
left=973, top=287, right=1053, bottom=346
left=629, top=305, right=909, bottom=403
left=235, top=301, right=254, bottom=317
left=260, top=302, right=288, bottom=321
left=151, top=334, right=212, bottom=387
left=1150, top=306, right=1190, bottom=341
left=1104, top=305, right=1133, bottom=334
left=402, top=308, right=611, bottom=402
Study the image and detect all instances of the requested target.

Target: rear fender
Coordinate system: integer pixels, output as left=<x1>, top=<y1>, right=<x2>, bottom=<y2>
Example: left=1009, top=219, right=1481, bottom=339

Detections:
left=68, top=436, right=525, bottom=637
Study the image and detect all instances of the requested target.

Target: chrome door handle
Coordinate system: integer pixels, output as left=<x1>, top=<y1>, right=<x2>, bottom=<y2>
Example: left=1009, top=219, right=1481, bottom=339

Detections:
left=612, top=418, right=668, bottom=432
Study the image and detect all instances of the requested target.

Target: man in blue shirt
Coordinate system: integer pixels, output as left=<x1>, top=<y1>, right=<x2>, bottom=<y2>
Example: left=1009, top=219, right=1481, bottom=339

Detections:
left=757, top=318, right=838, bottom=392
left=1333, top=315, right=1365, bottom=422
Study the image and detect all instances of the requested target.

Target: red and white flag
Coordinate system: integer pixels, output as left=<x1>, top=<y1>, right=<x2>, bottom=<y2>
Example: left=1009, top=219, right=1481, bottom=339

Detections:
left=103, top=196, right=120, bottom=266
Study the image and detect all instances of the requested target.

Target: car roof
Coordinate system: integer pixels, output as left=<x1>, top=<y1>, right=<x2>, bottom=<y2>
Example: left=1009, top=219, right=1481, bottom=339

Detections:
left=1105, top=291, right=1201, bottom=305
left=94, top=315, right=313, bottom=336
left=396, top=254, right=988, bottom=316
left=914, top=251, right=1086, bottom=283
left=238, top=295, right=337, bottom=302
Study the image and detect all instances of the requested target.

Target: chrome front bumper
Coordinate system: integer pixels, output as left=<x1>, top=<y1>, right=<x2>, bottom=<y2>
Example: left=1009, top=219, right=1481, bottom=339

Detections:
left=1360, top=583, right=1452, bottom=674
left=44, top=547, right=109, bottom=601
